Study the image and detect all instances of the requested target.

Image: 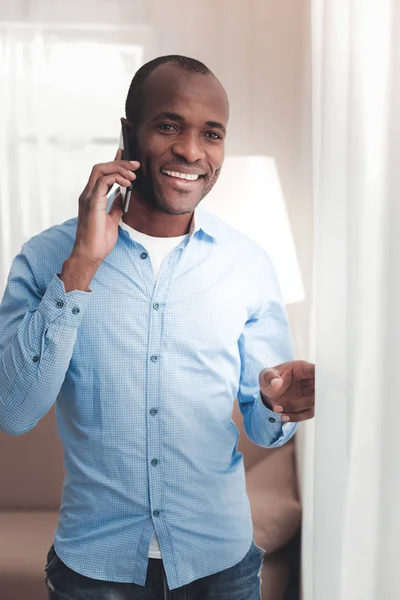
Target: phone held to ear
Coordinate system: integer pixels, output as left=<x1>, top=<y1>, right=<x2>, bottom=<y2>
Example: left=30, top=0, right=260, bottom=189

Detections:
left=107, top=124, right=134, bottom=214
left=120, top=124, right=133, bottom=213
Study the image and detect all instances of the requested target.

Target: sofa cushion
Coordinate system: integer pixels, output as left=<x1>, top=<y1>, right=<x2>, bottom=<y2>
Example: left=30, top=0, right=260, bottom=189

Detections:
left=0, top=406, right=64, bottom=510
left=246, top=442, right=301, bottom=555
left=0, top=510, right=59, bottom=600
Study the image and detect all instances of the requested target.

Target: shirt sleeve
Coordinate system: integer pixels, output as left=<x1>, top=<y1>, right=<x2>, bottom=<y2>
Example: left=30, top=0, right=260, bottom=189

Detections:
left=0, top=240, right=92, bottom=435
left=237, top=252, right=298, bottom=448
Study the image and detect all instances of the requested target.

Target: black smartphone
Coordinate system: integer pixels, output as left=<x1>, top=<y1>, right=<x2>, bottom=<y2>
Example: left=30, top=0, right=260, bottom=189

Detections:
left=120, top=123, right=133, bottom=213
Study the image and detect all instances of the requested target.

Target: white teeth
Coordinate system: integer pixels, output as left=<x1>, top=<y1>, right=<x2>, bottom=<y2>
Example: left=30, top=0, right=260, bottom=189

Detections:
left=162, top=169, right=200, bottom=181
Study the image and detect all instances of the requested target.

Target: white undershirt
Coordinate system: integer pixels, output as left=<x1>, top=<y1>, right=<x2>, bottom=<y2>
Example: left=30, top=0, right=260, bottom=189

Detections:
left=119, top=219, right=188, bottom=558
left=120, top=220, right=188, bottom=279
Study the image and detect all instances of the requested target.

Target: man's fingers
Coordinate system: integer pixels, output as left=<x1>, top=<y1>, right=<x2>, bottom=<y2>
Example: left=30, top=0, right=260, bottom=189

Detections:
left=301, top=378, right=315, bottom=397
left=86, top=161, right=140, bottom=197
left=299, top=361, right=315, bottom=379
left=91, top=174, right=135, bottom=203
left=114, top=148, right=123, bottom=160
left=90, top=164, right=138, bottom=187
left=259, top=361, right=315, bottom=419
left=281, top=407, right=315, bottom=423
left=279, top=394, right=315, bottom=415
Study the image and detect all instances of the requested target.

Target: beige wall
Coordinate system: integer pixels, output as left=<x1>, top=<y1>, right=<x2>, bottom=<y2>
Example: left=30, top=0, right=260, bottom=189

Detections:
left=0, top=0, right=312, bottom=358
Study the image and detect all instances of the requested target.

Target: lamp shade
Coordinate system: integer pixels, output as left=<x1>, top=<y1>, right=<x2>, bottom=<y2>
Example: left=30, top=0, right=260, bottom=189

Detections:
left=202, top=156, right=305, bottom=304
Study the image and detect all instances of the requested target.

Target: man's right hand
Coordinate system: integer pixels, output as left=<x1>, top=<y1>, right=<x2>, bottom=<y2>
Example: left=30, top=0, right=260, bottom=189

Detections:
left=60, top=149, right=140, bottom=292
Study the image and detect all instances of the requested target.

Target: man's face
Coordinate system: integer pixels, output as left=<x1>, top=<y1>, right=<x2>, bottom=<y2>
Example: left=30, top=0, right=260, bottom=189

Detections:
left=128, top=64, right=229, bottom=216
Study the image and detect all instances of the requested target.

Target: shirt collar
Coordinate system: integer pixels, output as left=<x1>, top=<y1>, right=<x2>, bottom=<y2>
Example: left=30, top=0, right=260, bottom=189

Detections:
left=190, top=205, right=221, bottom=241
left=119, top=204, right=222, bottom=242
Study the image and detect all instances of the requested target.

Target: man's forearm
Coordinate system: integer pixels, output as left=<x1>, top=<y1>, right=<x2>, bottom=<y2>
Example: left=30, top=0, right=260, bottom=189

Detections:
left=0, top=273, right=92, bottom=435
left=0, top=306, right=78, bottom=434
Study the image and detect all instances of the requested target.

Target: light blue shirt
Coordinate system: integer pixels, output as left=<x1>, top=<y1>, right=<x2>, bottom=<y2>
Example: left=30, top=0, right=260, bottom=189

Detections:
left=0, top=205, right=297, bottom=589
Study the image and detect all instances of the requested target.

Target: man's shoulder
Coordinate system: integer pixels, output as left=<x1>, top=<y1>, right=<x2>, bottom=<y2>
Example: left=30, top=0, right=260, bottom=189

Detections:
left=24, top=218, right=78, bottom=253
left=199, top=207, right=264, bottom=251
left=201, top=208, right=271, bottom=264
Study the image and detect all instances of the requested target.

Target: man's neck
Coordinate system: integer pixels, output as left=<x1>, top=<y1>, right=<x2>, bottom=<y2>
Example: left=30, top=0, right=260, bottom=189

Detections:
left=121, top=195, right=193, bottom=238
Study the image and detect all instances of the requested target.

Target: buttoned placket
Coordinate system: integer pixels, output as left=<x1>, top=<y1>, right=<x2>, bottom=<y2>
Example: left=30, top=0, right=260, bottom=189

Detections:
left=141, top=241, right=189, bottom=543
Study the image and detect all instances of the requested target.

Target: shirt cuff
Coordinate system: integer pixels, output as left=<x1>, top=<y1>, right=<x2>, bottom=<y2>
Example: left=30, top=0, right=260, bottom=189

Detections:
left=254, top=390, right=285, bottom=426
left=250, top=390, right=298, bottom=446
left=37, top=274, right=92, bottom=328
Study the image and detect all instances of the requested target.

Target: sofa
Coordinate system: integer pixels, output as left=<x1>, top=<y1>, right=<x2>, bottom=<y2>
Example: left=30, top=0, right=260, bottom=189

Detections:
left=0, top=400, right=301, bottom=600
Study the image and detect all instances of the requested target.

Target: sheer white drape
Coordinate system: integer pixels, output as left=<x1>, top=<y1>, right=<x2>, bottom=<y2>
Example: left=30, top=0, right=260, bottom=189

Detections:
left=0, top=29, right=52, bottom=283
left=309, top=1, right=400, bottom=599
left=0, top=24, right=148, bottom=294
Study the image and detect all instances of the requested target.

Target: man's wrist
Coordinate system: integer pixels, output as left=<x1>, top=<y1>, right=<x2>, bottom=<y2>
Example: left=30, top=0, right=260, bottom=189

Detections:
left=59, top=255, right=100, bottom=293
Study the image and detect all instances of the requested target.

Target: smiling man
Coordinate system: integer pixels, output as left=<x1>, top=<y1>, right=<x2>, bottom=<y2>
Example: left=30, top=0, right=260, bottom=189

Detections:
left=120, top=58, right=228, bottom=235
left=0, top=55, right=315, bottom=600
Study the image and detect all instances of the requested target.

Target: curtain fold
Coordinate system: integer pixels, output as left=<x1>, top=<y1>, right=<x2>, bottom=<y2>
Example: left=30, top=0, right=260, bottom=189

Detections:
left=310, top=0, right=400, bottom=598
left=0, top=25, right=144, bottom=294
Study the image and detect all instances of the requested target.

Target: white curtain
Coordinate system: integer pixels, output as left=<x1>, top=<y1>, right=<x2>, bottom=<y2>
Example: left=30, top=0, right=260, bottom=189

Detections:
left=309, top=1, right=400, bottom=599
left=0, top=24, right=146, bottom=294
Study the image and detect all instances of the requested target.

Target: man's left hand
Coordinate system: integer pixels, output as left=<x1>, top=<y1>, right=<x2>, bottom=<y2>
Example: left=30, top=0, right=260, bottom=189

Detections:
left=259, top=360, right=315, bottom=423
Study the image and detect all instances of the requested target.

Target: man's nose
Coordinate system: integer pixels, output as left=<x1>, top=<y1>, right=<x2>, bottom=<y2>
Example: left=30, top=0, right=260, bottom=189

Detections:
left=171, top=132, right=206, bottom=163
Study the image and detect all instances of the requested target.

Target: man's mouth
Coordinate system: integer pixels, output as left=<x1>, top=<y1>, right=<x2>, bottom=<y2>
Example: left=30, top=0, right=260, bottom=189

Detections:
left=161, top=169, right=203, bottom=182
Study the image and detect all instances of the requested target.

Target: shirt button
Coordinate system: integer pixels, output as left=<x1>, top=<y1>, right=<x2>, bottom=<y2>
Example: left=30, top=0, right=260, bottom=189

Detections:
left=140, top=252, right=148, bottom=259
left=153, top=303, right=160, bottom=311
left=153, top=510, right=160, bottom=517
left=33, top=355, right=39, bottom=363
left=72, top=307, right=80, bottom=315
left=269, top=417, right=276, bottom=423
left=151, top=459, right=158, bottom=467
left=150, top=408, right=158, bottom=416
left=56, top=300, right=64, bottom=308
left=150, top=355, right=158, bottom=363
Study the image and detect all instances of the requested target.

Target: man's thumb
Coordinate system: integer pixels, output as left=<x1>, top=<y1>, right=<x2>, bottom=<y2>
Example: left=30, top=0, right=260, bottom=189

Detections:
left=260, top=368, right=283, bottom=388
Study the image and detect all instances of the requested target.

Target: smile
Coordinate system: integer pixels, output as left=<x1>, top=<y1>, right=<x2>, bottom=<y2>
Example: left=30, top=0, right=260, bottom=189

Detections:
left=161, top=169, right=201, bottom=181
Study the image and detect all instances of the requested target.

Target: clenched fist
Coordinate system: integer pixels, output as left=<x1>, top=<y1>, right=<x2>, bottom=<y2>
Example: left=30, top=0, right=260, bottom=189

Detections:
left=259, top=360, right=315, bottom=423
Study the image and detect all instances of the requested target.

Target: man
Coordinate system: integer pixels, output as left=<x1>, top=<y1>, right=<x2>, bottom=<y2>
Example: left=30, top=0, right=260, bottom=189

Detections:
left=0, top=55, right=314, bottom=599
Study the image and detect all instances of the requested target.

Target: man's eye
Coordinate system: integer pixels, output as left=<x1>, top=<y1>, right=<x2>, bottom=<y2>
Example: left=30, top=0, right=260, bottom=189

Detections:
left=206, top=132, right=222, bottom=140
left=157, top=124, right=177, bottom=132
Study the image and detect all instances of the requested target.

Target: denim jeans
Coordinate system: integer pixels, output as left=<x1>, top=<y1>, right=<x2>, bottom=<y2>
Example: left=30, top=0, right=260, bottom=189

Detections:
left=44, top=540, right=264, bottom=600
